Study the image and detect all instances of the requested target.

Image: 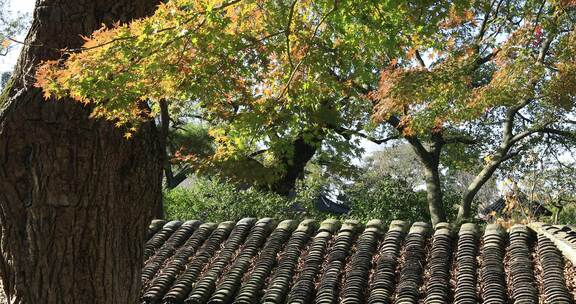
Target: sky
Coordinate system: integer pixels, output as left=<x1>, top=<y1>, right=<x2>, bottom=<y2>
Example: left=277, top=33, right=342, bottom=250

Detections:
left=0, top=0, right=35, bottom=73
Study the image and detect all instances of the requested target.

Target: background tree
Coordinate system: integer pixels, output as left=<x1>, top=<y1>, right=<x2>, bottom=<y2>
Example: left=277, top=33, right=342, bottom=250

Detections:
left=0, top=0, right=28, bottom=94
left=0, top=0, right=28, bottom=57
left=0, top=71, right=9, bottom=90
left=0, top=0, right=163, bottom=303
left=368, top=143, right=500, bottom=214
left=365, top=144, right=424, bottom=189
left=512, top=147, right=576, bottom=223
left=371, top=0, right=576, bottom=224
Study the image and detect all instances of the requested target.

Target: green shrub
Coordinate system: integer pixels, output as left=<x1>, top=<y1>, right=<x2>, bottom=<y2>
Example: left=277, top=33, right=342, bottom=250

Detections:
left=342, top=174, right=430, bottom=223
left=555, top=203, right=576, bottom=225
left=164, top=174, right=461, bottom=224
left=164, top=178, right=300, bottom=222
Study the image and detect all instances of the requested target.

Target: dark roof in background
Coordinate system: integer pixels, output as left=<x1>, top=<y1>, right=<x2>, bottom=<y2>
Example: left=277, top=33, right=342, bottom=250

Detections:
left=479, top=197, right=552, bottom=220
left=141, top=219, right=576, bottom=304
left=314, top=194, right=350, bottom=215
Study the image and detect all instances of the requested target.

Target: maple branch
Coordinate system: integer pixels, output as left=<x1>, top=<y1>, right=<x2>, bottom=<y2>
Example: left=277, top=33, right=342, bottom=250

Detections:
left=247, top=30, right=286, bottom=46
left=443, top=134, right=477, bottom=145
left=415, top=50, right=426, bottom=68
left=510, top=123, right=575, bottom=145
left=386, top=115, right=431, bottom=161
left=70, top=0, right=243, bottom=52
left=536, top=11, right=562, bottom=64
left=537, top=34, right=555, bottom=63
left=332, top=126, right=399, bottom=144
left=277, top=0, right=338, bottom=101
left=516, top=112, right=533, bottom=123
left=501, top=150, right=521, bottom=162
left=166, top=164, right=193, bottom=189
left=69, top=35, right=135, bottom=52
left=312, top=0, right=338, bottom=38
left=533, top=0, right=547, bottom=29
left=476, top=0, right=496, bottom=42
left=502, top=99, right=531, bottom=144
left=285, top=0, right=299, bottom=70
left=4, top=36, right=41, bottom=47
left=476, top=49, right=499, bottom=66
left=277, top=60, right=303, bottom=100
left=501, top=27, right=559, bottom=146
left=249, top=149, right=268, bottom=157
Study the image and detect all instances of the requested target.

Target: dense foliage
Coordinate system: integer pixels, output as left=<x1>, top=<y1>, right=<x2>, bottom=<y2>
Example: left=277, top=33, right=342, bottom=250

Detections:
left=164, top=178, right=295, bottom=221
left=343, top=174, right=432, bottom=223
left=36, top=0, right=468, bottom=189
left=35, top=0, right=576, bottom=224
left=163, top=171, right=440, bottom=224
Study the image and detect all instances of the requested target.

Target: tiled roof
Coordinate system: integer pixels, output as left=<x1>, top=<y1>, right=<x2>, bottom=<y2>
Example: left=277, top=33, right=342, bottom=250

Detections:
left=141, top=219, right=576, bottom=304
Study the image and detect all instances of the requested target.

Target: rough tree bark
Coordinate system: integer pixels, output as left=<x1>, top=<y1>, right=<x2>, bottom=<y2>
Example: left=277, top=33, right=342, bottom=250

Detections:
left=0, top=0, right=162, bottom=303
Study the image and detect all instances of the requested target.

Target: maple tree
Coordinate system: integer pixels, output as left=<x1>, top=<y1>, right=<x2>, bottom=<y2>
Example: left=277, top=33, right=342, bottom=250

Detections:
left=36, top=0, right=464, bottom=196
left=370, top=0, right=576, bottom=224
left=35, top=0, right=575, bottom=224
left=505, top=146, right=576, bottom=224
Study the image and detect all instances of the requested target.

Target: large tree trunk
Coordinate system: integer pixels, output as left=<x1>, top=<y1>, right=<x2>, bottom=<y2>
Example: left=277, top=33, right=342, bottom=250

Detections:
left=271, top=136, right=319, bottom=196
left=0, top=0, right=162, bottom=303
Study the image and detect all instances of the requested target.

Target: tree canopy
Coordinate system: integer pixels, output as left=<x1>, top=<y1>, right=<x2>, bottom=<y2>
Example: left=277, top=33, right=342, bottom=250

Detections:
left=36, top=0, right=471, bottom=187
left=369, top=0, right=576, bottom=222
left=35, top=0, right=576, bottom=222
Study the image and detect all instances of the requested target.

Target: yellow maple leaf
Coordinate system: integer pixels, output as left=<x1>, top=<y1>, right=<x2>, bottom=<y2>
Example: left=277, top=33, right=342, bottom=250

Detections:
left=123, top=132, right=133, bottom=139
left=42, top=89, right=52, bottom=100
left=406, top=47, right=416, bottom=59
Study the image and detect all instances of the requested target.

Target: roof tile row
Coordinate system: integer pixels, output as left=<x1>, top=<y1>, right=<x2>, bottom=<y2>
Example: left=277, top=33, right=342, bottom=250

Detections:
left=141, top=219, right=576, bottom=304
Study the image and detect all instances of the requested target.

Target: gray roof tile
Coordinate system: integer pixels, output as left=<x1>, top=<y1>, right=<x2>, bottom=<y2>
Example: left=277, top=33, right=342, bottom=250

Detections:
left=141, top=219, right=576, bottom=304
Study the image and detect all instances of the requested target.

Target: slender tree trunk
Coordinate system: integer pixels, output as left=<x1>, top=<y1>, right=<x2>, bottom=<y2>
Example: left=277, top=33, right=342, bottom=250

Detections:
left=0, top=1, right=162, bottom=303
left=402, top=130, right=447, bottom=227
left=271, top=136, right=319, bottom=196
left=155, top=99, right=174, bottom=218
left=457, top=158, right=503, bottom=222
left=158, top=100, right=193, bottom=191
left=553, top=208, right=560, bottom=224
left=422, top=162, right=446, bottom=227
